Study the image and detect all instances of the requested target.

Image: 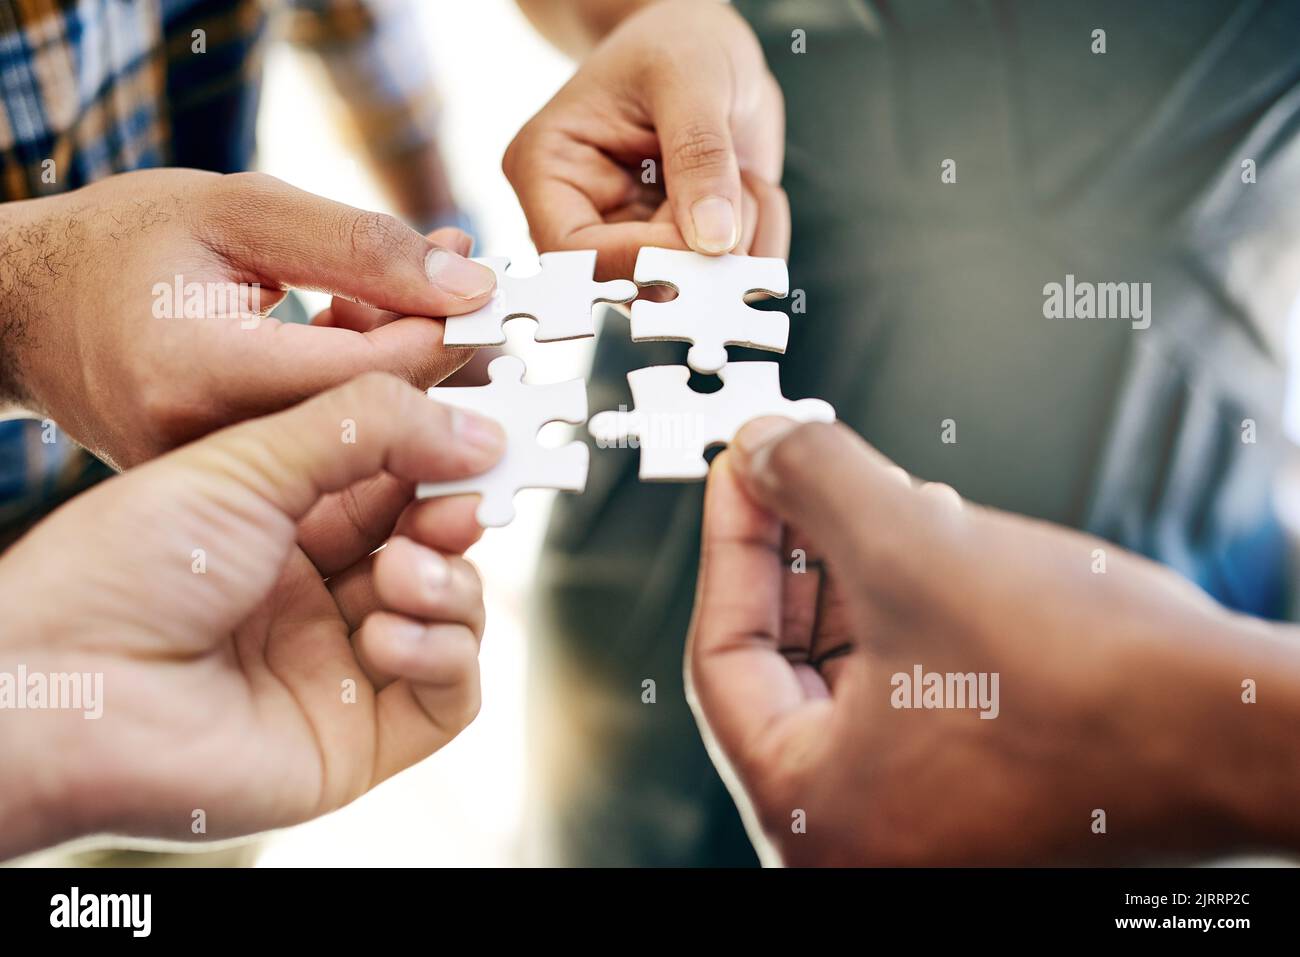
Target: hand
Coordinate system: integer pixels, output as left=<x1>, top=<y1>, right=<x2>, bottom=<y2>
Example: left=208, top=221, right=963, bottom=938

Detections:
left=0, top=169, right=496, bottom=468
left=0, top=374, right=505, bottom=860
left=687, top=419, right=1300, bottom=865
left=505, top=0, right=789, bottom=277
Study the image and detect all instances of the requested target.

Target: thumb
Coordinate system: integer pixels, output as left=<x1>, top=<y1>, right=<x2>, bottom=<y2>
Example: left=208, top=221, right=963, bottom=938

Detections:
left=687, top=452, right=814, bottom=782
left=652, top=77, right=744, bottom=254
left=178, top=372, right=505, bottom=524
left=319, top=226, right=477, bottom=332
left=208, top=173, right=495, bottom=316
left=727, top=418, right=923, bottom=577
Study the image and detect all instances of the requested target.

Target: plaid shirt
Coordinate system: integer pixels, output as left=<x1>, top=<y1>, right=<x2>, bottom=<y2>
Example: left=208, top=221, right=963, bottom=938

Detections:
left=0, top=0, right=440, bottom=542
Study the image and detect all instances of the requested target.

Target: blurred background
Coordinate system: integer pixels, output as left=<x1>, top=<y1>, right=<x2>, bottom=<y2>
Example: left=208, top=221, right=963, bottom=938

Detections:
left=254, top=0, right=574, bottom=867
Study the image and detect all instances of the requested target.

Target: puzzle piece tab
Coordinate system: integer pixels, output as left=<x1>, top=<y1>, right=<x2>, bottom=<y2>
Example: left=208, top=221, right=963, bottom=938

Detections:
left=588, top=362, right=835, bottom=481
left=631, top=247, right=790, bottom=374
left=417, top=355, right=589, bottom=526
left=442, top=250, right=637, bottom=346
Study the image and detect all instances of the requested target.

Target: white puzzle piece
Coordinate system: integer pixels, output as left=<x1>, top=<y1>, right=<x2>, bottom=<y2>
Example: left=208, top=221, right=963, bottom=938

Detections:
left=417, top=355, right=589, bottom=526
left=588, top=362, right=835, bottom=481
left=631, top=247, right=790, bottom=374
left=442, top=250, right=637, bottom=346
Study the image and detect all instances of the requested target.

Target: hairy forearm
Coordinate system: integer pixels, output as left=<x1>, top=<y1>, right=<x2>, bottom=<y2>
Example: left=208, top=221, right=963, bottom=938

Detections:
left=0, top=191, right=85, bottom=420
left=0, top=201, right=36, bottom=412
left=515, top=0, right=664, bottom=58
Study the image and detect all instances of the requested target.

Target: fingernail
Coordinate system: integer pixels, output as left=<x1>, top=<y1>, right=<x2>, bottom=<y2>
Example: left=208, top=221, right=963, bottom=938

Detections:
left=417, top=546, right=451, bottom=595
left=452, top=407, right=507, bottom=458
left=690, top=195, right=739, bottom=254
left=425, top=247, right=496, bottom=300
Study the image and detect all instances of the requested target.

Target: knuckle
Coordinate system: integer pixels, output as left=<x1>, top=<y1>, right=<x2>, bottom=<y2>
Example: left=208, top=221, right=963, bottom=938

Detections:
left=669, top=122, right=732, bottom=175
left=213, top=170, right=278, bottom=200
left=502, top=131, right=525, bottom=180
left=198, top=172, right=283, bottom=256
left=340, top=210, right=409, bottom=269
left=452, top=557, right=484, bottom=606
left=919, top=481, right=963, bottom=510
left=207, top=172, right=284, bottom=221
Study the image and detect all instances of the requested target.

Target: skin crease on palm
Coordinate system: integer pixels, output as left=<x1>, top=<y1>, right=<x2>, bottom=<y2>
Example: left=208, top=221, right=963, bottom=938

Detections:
left=0, top=375, right=506, bottom=861
left=687, top=419, right=1300, bottom=866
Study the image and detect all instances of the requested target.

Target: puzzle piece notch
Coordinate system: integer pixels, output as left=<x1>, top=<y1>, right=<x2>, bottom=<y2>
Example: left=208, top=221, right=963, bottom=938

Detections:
left=588, top=362, right=835, bottom=481
left=417, top=355, right=589, bottom=526
left=442, top=250, right=637, bottom=347
left=630, top=247, right=791, bottom=374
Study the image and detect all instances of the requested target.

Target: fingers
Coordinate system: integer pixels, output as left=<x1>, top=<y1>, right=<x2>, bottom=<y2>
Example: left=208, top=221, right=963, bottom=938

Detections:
left=505, top=131, right=638, bottom=250
left=650, top=74, right=744, bottom=255
left=685, top=452, right=820, bottom=777
left=201, top=172, right=495, bottom=317
left=728, top=418, right=925, bottom=576
left=425, top=225, right=475, bottom=258
left=373, top=538, right=485, bottom=639
left=179, top=372, right=505, bottom=526
left=392, top=494, right=486, bottom=556
left=315, top=227, right=475, bottom=333
left=371, top=653, right=481, bottom=784
left=357, top=614, right=481, bottom=691
left=742, top=172, right=791, bottom=260
left=298, top=472, right=412, bottom=577
left=157, top=311, right=477, bottom=456
left=326, top=496, right=485, bottom=634
left=357, top=532, right=485, bottom=784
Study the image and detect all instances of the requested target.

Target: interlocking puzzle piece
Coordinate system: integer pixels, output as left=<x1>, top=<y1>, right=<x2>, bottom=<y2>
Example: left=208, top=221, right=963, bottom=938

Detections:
left=588, top=362, right=835, bottom=481
left=417, top=355, right=589, bottom=526
left=442, top=250, right=637, bottom=346
left=631, top=247, right=790, bottom=374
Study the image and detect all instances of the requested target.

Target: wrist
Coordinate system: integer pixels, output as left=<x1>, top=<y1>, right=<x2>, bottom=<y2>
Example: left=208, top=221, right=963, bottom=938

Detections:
left=1097, top=598, right=1300, bottom=858
left=0, top=569, right=95, bottom=860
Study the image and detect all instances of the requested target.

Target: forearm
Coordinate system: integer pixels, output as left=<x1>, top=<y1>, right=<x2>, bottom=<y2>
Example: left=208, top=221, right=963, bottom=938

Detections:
left=0, top=191, right=82, bottom=423
left=0, top=200, right=38, bottom=414
left=1175, top=613, right=1300, bottom=855
left=515, top=0, right=664, bottom=58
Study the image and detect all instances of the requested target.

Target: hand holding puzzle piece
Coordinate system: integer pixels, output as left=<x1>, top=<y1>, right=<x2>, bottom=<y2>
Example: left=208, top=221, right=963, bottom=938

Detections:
left=418, top=246, right=834, bottom=526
